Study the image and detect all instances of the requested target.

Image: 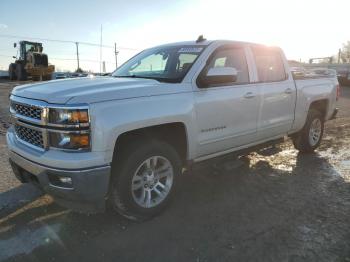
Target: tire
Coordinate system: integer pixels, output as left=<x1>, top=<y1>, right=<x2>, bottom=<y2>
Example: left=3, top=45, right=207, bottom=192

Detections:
left=43, top=74, right=52, bottom=81
left=32, top=76, right=40, bottom=81
left=110, top=139, right=182, bottom=221
left=15, top=64, right=27, bottom=81
left=292, top=109, right=324, bottom=153
left=8, top=64, right=16, bottom=80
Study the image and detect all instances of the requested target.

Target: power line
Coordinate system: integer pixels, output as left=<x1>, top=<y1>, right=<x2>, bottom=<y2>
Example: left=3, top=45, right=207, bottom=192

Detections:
left=0, top=34, right=140, bottom=51
left=0, top=53, right=115, bottom=63
left=0, top=33, right=112, bottom=48
left=50, top=57, right=115, bottom=63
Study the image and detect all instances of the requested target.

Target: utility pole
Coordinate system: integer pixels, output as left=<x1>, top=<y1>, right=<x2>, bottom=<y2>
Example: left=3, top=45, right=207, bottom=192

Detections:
left=100, top=25, right=103, bottom=75
left=114, top=42, right=119, bottom=69
left=75, top=42, right=80, bottom=72
left=338, top=48, right=341, bottom=64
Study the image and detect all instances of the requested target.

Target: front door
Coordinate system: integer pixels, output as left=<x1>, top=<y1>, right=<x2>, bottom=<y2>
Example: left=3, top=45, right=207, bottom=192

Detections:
left=193, top=45, right=260, bottom=157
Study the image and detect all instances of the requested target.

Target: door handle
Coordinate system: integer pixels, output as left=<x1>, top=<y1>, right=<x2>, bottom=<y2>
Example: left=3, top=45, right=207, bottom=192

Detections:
left=284, top=88, right=293, bottom=94
left=244, top=92, right=255, bottom=99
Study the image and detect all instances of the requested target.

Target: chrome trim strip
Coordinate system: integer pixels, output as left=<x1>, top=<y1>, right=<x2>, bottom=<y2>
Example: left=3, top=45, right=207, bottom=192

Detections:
left=10, top=95, right=48, bottom=107
left=15, top=119, right=45, bottom=132
left=13, top=113, right=43, bottom=125
left=47, top=122, right=90, bottom=129
left=48, top=184, right=74, bottom=191
left=14, top=118, right=90, bottom=134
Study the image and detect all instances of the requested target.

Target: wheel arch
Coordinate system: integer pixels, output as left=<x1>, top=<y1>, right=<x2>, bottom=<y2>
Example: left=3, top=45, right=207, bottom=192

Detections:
left=308, top=99, right=329, bottom=120
left=112, top=122, right=189, bottom=167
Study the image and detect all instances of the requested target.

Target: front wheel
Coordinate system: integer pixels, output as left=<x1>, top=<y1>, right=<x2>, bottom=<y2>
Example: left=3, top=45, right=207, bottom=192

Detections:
left=15, top=64, right=27, bottom=81
left=43, top=74, right=52, bottom=81
left=110, top=139, right=182, bottom=221
left=8, top=64, right=16, bottom=80
left=292, top=109, right=324, bottom=153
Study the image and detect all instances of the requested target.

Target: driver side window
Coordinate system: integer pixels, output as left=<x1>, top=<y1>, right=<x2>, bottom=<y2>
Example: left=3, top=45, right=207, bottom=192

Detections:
left=129, top=53, right=168, bottom=74
left=208, top=48, right=250, bottom=84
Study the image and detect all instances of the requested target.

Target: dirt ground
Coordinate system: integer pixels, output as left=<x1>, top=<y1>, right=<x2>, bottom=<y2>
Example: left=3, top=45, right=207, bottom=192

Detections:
left=0, top=80, right=349, bottom=262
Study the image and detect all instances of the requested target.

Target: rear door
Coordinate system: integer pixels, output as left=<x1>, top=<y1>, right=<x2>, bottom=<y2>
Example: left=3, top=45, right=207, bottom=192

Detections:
left=193, top=45, right=260, bottom=157
left=250, top=46, right=296, bottom=140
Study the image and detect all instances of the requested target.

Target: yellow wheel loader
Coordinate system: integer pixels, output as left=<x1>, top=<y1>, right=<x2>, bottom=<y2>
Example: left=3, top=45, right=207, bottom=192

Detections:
left=8, top=41, right=55, bottom=81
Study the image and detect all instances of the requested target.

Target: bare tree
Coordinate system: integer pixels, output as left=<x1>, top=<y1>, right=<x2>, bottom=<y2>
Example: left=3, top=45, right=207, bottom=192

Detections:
left=340, top=41, right=350, bottom=63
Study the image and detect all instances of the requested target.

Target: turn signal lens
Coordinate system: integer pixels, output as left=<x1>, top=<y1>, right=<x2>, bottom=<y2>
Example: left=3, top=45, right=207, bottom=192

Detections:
left=71, top=134, right=90, bottom=147
left=49, top=132, right=90, bottom=150
left=71, top=111, right=89, bottom=123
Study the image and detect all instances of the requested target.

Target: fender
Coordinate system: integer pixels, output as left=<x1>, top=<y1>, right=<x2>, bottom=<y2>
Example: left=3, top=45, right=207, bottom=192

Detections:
left=90, top=90, right=197, bottom=163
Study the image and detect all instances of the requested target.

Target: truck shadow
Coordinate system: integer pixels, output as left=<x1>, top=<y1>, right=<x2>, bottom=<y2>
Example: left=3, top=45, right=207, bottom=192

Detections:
left=0, top=150, right=349, bottom=262
left=0, top=183, right=43, bottom=218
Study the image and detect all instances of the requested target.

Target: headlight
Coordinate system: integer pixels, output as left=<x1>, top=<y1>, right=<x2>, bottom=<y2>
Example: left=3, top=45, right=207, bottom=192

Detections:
left=48, top=107, right=89, bottom=127
left=47, top=106, right=90, bottom=151
left=49, top=131, right=90, bottom=150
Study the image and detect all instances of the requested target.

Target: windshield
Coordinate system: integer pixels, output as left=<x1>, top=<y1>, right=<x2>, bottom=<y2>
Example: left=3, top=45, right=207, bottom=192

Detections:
left=112, top=45, right=206, bottom=83
left=25, top=43, right=41, bottom=52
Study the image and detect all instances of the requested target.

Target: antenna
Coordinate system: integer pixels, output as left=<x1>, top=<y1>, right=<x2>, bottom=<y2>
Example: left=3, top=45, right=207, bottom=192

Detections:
left=196, top=35, right=206, bottom=43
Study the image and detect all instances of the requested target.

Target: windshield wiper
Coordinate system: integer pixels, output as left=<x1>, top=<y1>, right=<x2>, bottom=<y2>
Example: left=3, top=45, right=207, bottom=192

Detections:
left=114, top=74, right=138, bottom=78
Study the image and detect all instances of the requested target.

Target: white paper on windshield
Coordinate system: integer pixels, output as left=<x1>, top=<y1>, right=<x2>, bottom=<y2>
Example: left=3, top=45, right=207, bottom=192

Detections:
left=178, top=47, right=203, bottom=53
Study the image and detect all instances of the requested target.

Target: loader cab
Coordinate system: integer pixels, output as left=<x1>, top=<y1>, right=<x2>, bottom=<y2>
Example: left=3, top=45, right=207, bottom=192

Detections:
left=16, top=41, right=44, bottom=63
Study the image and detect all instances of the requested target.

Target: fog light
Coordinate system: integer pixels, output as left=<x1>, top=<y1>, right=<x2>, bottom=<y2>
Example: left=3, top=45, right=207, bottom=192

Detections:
left=59, top=177, right=72, bottom=184
left=48, top=174, right=73, bottom=188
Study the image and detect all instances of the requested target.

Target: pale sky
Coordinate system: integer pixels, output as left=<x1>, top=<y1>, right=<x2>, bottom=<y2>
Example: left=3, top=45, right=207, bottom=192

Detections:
left=0, top=0, right=349, bottom=72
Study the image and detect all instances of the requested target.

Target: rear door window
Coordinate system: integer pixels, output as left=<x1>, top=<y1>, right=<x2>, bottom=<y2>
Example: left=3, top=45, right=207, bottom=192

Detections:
left=252, top=47, right=287, bottom=82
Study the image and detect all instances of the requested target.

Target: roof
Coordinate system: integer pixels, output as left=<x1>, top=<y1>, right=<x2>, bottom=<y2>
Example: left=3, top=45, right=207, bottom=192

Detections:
left=156, top=40, right=214, bottom=48
left=153, top=39, right=279, bottom=49
left=19, top=40, right=43, bottom=45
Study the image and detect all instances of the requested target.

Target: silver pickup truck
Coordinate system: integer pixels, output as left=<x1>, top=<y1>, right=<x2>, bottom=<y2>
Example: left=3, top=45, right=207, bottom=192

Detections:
left=7, top=38, right=339, bottom=220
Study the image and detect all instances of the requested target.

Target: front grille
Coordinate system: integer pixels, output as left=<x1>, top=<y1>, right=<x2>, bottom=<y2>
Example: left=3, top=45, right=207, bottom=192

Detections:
left=15, top=124, right=44, bottom=149
left=11, top=102, right=42, bottom=120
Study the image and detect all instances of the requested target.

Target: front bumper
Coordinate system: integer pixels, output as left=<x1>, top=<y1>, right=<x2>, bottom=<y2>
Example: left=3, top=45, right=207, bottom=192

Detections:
left=8, top=150, right=111, bottom=213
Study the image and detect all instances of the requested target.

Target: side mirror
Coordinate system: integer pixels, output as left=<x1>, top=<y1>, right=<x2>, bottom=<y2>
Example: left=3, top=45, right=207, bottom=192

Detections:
left=12, top=56, right=16, bottom=59
left=13, top=43, right=17, bottom=48
left=199, top=67, right=238, bottom=87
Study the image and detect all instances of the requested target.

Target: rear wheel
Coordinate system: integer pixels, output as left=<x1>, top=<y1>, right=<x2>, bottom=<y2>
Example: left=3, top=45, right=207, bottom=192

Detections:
left=292, top=109, right=324, bottom=153
left=43, top=74, right=52, bottom=81
left=32, top=76, right=41, bottom=81
left=110, top=139, right=182, bottom=221
left=15, top=64, right=27, bottom=81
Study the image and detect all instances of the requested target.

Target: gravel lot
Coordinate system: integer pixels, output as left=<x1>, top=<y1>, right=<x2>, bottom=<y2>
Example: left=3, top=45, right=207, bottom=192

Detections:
left=0, top=80, right=349, bottom=262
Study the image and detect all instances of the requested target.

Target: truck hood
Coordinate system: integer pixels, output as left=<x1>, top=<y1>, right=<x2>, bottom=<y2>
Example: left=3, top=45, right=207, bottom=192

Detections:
left=12, top=77, right=187, bottom=104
